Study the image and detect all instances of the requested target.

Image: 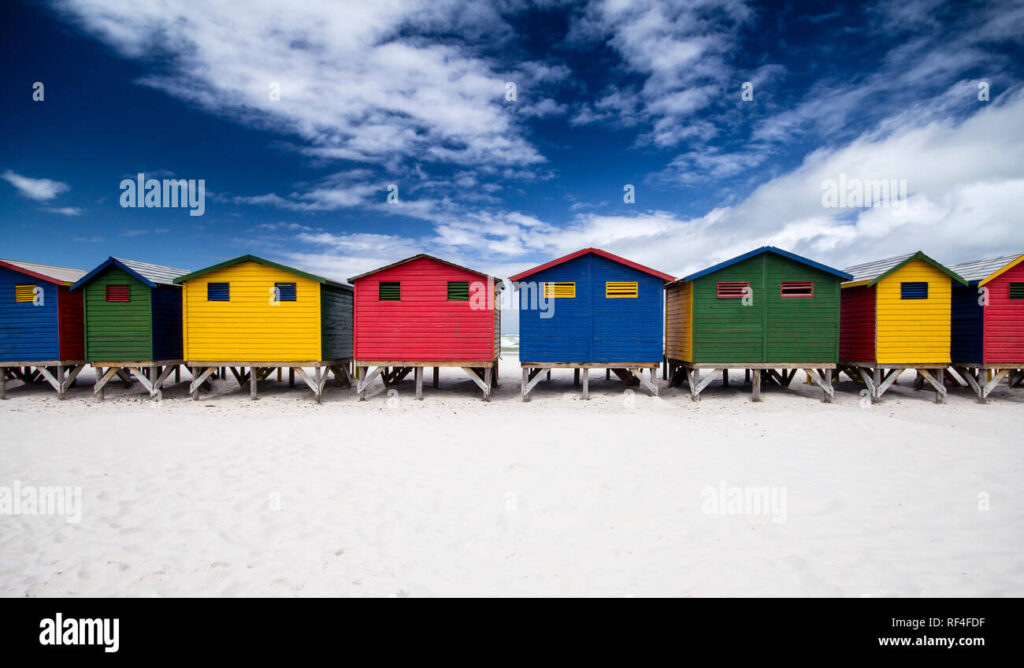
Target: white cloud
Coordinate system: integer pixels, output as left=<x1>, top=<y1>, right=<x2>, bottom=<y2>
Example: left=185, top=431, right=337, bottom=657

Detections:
left=43, top=206, right=83, bottom=216
left=3, top=170, right=70, bottom=201
left=57, top=0, right=554, bottom=172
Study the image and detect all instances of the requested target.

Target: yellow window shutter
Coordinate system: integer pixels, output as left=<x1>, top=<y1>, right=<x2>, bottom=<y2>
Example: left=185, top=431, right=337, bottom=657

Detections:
left=544, top=282, right=576, bottom=298
left=15, top=284, right=36, bottom=303
left=605, top=281, right=638, bottom=298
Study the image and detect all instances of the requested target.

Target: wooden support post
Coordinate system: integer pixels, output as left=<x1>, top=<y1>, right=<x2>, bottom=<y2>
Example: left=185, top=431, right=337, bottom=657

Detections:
left=483, top=366, right=492, bottom=401
left=433, top=366, right=439, bottom=388
left=581, top=368, right=589, bottom=400
left=872, top=367, right=882, bottom=402
left=277, top=368, right=282, bottom=381
left=250, top=368, right=258, bottom=400
left=415, top=366, right=423, bottom=400
left=314, top=367, right=322, bottom=404
left=574, top=368, right=580, bottom=387
left=521, top=368, right=529, bottom=401
left=0, top=368, right=6, bottom=399
left=751, top=369, right=762, bottom=402
left=56, top=365, right=66, bottom=400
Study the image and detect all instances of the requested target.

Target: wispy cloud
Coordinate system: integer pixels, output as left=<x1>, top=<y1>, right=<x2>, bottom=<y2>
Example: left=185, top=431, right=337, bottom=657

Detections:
left=43, top=206, right=83, bottom=216
left=2, top=170, right=70, bottom=201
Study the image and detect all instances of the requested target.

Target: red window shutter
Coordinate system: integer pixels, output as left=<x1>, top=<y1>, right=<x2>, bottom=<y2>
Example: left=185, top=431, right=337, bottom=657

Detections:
left=780, top=281, right=814, bottom=297
left=717, top=282, right=749, bottom=298
left=106, top=284, right=131, bottom=302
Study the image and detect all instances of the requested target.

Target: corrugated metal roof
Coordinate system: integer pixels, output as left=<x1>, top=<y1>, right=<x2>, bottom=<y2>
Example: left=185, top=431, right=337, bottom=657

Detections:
left=842, top=253, right=917, bottom=283
left=0, top=258, right=87, bottom=285
left=949, top=253, right=1024, bottom=284
left=112, top=257, right=189, bottom=285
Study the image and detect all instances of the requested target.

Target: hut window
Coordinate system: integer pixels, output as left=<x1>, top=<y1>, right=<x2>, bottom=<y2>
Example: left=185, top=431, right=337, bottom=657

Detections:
left=379, top=281, right=401, bottom=301
left=105, top=285, right=131, bottom=302
left=900, top=282, right=928, bottom=300
left=606, top=281, right=638, bottom=298
left=274, top=282, right=297, bottom=302
left=543, top=282, right=576, bottom=299
left=780, top=281, right=814, bottom=298
left=717, top=282, right=749, bottom=299
left=1009, top=283, right=1024, bottom=300
left=14, top=284, right=36, bottom=303
left=447, top=281, right=469, bottom=301
left=207, top=282, right=230, bottom=302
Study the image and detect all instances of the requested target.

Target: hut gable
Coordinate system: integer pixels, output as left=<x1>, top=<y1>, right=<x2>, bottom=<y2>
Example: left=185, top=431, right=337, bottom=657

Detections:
left=350, top=255, right=499, bottom=362
left=668, top=247, right=849, bottom=365
left=513, top=249, right=672, bottom=364
left=71, top=257, right=188, bottom=363
left=175, top=256, right=349, bottom=363
left=0, top=259, right=86, bottom=362
left=950, top=253, right=1024, bottom=364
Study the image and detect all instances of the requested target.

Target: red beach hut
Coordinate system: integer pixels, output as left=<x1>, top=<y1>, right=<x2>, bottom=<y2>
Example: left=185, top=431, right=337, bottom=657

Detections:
left=348, top=254, right=503, bottom=400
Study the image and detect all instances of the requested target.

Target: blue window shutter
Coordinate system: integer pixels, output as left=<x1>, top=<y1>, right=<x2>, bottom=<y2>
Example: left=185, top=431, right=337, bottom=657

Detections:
left=208, top=282, right=230, bottom=301
left=900, top=282, right=928, bottom=299
left=275, top=282, right=297, bottom=301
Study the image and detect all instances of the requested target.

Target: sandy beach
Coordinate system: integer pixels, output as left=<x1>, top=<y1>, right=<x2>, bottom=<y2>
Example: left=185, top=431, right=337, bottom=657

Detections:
left=1, top=355, right=1021, bottom=597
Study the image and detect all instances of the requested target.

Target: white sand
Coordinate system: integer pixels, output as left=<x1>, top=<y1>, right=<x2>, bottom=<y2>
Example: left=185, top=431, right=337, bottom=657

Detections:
left=1, top=356, right=1021, bottom=597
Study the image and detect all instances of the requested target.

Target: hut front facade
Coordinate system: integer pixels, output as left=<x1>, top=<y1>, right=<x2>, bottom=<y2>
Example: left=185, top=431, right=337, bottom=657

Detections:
left=174, top=255, right=353, bottom=402
left=665, top=247, right=851, bottom=402
left=71, top=257, right=188, bottom=399
left=348, top=254, right=502, bottom=400
left=509, top=248, right=674, bottom=400
left=839, top=251, right=966, bottom=402
left=0, top=259, right=86, bottom=398
left=947, top=252, right=1024, bottom=400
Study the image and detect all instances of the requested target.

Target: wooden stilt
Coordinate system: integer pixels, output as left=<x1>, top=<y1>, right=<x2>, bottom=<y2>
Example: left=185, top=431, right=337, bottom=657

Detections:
left=573, top=368, right=580, bottom=387
left=581, top=368, right=589, bottom=400
left=751, top=369, right=762, bottom=402
left=250, top=368, right=258, bottom=400
left=415, top=366, right=423, bottom=400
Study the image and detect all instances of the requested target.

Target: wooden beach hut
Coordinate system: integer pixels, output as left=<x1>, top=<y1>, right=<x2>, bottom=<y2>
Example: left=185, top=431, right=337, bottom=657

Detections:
left=664, top=247, right=851, bottom=402
left=348, top=254, right=503, bottom=401
left=947, top=252, right=1024, bottom=401
left=0, top=259, right=86, bottom=399
left=838, top=251, right=966, bottom=403
left=174, top=255, right=353, bottom=403
left=509, top=248, right=674, bottom=400
left=70, top=257, right=189, bottom=400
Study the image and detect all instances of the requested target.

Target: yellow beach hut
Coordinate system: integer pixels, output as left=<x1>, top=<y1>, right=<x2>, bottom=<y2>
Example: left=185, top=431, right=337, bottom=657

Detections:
left=173, top=255, right=352, bottom=402
left=838, top=251, right=966, bottom=402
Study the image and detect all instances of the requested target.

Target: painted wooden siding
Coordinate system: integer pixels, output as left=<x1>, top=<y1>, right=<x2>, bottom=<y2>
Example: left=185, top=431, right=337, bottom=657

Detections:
left=0, top=265, right=60, bottom=361
left=983, top=262, right=1024, bottom=363
left=839, top=285, right=876, bottom=362
left=950, top=284, right=984, bottom=364
left=353, top=257, right=496, bottom=361
left=875, top=260, right=952, bottom=364
left=151, top=285, right=183, bottom=360
left=57, top=286, right=85, bottom=360
left=84, top=268, right=153, bottom=361
left=182, top=261, right=321, bottom=362
left=320, top=284, right=353, bottom=360
left=691, top=257, right=764, bottom=363
left=664, top=281, right=692, bottom=361
left=591, top=254, right=663, bottom=362
left=519, top=255, right=590, bottom=362
left=764, top=253, right=841, bottom=363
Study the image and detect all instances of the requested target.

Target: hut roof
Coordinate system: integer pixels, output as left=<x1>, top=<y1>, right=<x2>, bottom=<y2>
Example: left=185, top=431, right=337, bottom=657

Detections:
left=509, top=248, right=674, bottom=283
left=842, top=251, right=965, bottom=287
left=949, top=253, right=1024, bottom=286
left=173, top=254, right=350, bottom=290
left=348, top=253, right=502, bottom=286
left=0, top=258, right=86, bottom=285
left=71, top=257, right=190, bottom=290
left=671, top=246, right=851, bottom=286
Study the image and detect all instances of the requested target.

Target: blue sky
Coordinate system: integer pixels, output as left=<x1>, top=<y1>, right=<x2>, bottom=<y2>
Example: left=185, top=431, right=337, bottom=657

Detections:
left=3, top=0, right=1024, bottom=309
